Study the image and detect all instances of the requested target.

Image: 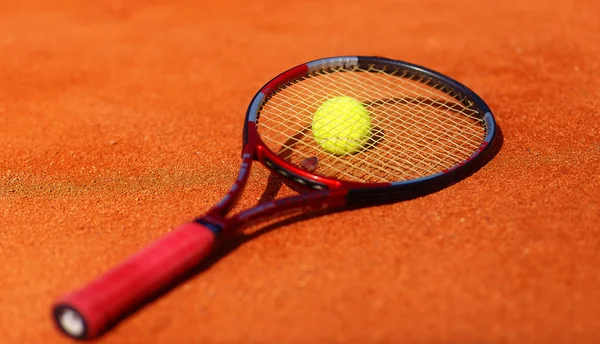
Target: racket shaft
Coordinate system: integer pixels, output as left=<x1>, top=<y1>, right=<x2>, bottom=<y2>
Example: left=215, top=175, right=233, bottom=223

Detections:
left=54, top=222, right=217, bottom=338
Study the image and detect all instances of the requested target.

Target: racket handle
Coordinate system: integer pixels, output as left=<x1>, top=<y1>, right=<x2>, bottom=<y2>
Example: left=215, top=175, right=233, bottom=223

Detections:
left=52, top=222, right=218, bottom=339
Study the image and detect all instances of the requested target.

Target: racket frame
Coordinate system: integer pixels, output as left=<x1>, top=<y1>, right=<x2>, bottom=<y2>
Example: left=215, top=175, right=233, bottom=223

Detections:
left=52, top=55, right=498, bottom=340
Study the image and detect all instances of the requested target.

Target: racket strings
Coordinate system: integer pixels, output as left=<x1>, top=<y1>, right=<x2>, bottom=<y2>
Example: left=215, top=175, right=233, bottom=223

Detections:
left=261, top=75, right=480, bottom=181
left=264, top=78, right=480, bottom=177
left=257, top=65, right=486, bottom=183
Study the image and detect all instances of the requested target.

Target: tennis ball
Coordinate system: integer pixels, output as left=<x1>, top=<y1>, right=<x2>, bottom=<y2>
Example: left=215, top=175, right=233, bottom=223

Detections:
left=312, top=96, right=371, bottom=155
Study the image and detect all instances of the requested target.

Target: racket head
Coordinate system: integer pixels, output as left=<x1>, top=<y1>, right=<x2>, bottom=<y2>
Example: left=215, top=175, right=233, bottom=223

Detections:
left=243, top=56, right=499, bottom=204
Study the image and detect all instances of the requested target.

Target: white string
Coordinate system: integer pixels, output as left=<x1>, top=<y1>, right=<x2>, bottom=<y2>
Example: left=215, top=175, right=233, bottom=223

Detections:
left=257, top=65, right=486, bottom=183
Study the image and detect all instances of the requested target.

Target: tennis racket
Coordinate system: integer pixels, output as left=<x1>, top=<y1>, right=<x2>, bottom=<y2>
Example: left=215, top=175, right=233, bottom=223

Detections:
left=52, top=56, right=499, bottom=340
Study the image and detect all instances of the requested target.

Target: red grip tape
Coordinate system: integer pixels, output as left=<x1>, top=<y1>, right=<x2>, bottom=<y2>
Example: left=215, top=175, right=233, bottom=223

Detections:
left=53, top=222, right=217, bottom=339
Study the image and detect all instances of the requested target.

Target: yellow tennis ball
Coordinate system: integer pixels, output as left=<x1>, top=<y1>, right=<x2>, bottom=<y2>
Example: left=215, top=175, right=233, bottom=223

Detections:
left=312, top=96, right=372, bottom=155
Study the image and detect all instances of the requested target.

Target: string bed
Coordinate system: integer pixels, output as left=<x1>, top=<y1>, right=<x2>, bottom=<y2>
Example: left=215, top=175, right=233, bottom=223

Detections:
left=257, top=65, right=486, bottom=183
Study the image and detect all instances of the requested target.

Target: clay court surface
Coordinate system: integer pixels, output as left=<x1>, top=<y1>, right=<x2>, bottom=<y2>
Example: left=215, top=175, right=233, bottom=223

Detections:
left=1, top=0, right=599, bottom=343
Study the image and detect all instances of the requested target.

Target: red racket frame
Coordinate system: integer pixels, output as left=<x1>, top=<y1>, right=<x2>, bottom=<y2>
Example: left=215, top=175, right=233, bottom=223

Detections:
left=52, top=56, right=499, bottom=340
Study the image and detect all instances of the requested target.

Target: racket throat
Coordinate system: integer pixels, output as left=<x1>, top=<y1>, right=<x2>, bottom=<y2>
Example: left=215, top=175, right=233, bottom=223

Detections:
left=211, top=150, right=254, bottom=216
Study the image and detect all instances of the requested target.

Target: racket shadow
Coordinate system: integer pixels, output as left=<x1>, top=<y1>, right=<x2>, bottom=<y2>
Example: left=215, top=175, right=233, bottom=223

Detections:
left=101, top=120, right=504, bottom=337
left=224, top=121, right=505, bottom=253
